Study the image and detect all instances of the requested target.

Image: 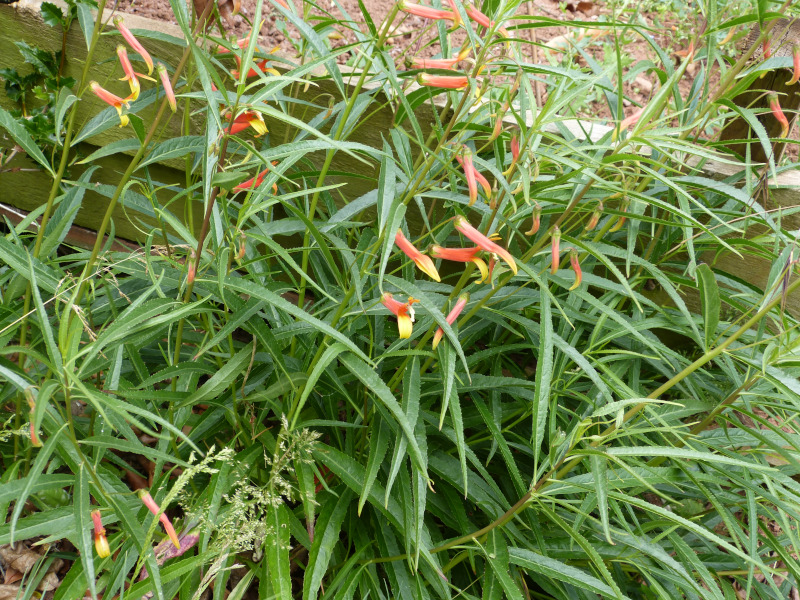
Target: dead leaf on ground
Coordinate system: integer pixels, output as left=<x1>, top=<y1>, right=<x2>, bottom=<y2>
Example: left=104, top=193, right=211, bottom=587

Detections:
left=564, top=0, right=594, bottom=12
left=0, top=543, right=63, bottom=592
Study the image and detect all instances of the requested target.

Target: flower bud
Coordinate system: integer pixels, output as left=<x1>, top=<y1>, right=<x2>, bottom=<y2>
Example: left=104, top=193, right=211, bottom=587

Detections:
left=525, top=204, right=541, bottom=236
left=550, top=226, right=561, bottom=275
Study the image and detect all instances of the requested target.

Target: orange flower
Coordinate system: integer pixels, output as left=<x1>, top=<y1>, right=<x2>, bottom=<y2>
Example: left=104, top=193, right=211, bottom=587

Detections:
left=399, top=0, right=455, bottom=21
left=92, top=510, right=111, bottom=558
left=465, top=3, right=491, bottom=27
left=411, top=47, right=470, bottom=70
left=550, top=226, right=561, bottom=275
left=768, top=93, right=789, bottom=139
left=445, top=0, right=461, bottom=27
left=432, top=293, right=469, bottom=349
left=585, top=200, right=603, bottom=231
left=762, top=35, right=771, bottom=59
left=225, top=110, right=268, bottom=137
left=114, top=16, right=153, bottom=75
left=381, top=293, right=419, bottom=339
left=525, top=204, right=541, bottom=236
left=418, top=73, right=469, bottom=89
left=157, top=64, right=176, bottom=113
left=395, top=230, right=441, bottom=281
left=117, top=45, right=141, bottom=101
left=139, top=490, right=180, bottom=549
left=453, top=215, right=517, bottom=275
left=790, top=44, right=800, bottom=85
left=568, top=248, right=582, bottom=290
left=456, top=148, right=490, bottom=205
left=429, top=245, right=489, bottom=283
left=90, top=81, right=130, bottom=127
left=235, top=166, right=277, bottom=193
left=510, top=133, right=520, bottom=161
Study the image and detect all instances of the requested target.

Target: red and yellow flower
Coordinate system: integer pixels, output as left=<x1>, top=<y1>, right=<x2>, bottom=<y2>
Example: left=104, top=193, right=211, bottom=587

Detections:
left=381, top=293, right=419, bottom=339
left=114, top=16, right=153, bottom=75
left=568, top=248, right=582, bottom=290
left=157, top=64, right=176, bottom=112
left=90, top=82, right=130, bottom=127
left=769, top=92, right=790, bottom=139
left=395, top=230, right=441, bottom=281
left=399, top=0, right=455, bottom=21
left=429, top=245, right=489, bottom=283
left=92, top=510, right=111, bottom=558
left=790, top=44, right=800, bottom=85
left=139, top=490, right=181, bottom=549
left=225, top=110, right=268, bottom=137
left=418, top=73, right=469, bottom=89
left=550, top=226, right=561, bottom=275
left=453, top=216, right=517, bottom=275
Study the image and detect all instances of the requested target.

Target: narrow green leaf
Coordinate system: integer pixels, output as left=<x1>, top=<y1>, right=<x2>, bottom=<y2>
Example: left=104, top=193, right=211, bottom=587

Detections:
left=73, top=465, right=97, bottom=600
left=590, top=452, right=613, bottom=545
left=696, top=263, right=720, bottom=351
left=304, top=489, right=353, bottom=600
left=264, top=504, right=292, bottom=600
left=180, top=342, right=253, bottom=406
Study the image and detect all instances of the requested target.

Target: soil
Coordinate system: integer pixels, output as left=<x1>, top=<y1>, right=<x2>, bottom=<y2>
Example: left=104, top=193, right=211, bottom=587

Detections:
left=111, top=0, right=798, bottom=160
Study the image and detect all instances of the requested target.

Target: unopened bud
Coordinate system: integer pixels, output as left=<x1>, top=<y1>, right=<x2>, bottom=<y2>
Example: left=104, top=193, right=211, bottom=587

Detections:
left=525, top=204, right=541, bottom=236
left=550, top=226, right=561, bottom=275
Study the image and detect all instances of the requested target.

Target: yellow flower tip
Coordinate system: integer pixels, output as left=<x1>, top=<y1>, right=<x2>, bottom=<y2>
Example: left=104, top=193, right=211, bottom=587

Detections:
left=472, top=257, right=489, bottom=283
left=95, top=533, right=111, bottom=558
left=118, top=114, right=130, bottom=128
left=432, top=329, right=443, bottom=349
left=414, top=256, right=441, bottom=282
left=397, top=314, right=413, bottom=339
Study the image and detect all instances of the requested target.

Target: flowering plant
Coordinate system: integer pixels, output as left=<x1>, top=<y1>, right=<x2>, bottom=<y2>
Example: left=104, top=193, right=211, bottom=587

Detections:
left=1, top=0, right=800, bottom=598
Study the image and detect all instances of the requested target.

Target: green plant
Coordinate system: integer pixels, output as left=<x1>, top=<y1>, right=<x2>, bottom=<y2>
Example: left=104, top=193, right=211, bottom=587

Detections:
left=1, top=0, right=800, bottom=598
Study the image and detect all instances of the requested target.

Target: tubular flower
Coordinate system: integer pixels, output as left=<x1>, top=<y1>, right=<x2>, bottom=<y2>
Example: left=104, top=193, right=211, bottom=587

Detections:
left=433, top=293, right=469, bottom=349
left=395, top=230, right=441, bottom=281
left=226, top=110, right=268, bottom=137
left=609, top=198, right=629, bottom=232
left=235, top=166, right=276, bottom=193
left=465, top=3, right=491, bottom=27
left=454, top=215, right=517, bottom=275
left=411, top=48, right=470, bottom=70
left=762, top=35, right=772, bottom=59
left=418, top=73, right=469, bottom=89
left=768, top=93, right=789, bottom=139
left=114, top=16, right=153, bottom=75
left=550, top=226, right=561, bottom=275
left=456, top=148, right=491, bottom=205
left=790, top=44, right=800, bottom=85
left=429, top=245, right=489, bottom=283
left=586, top=201, right=603, bottom=231
left=510, top=133, right=520, bottom=161
left=90, top=82, right=130, bottom=127
left=399, top=0, right=455, bottom=21
left=568, top=248, right=582, bottom=290
left=117, top=46, right=141, bottom=101
left=445, top=0, right=461, bottom=27
left=525, top=204, right=541, bottom=236
left=157, top=64, right=176, bottom=113
left=92, top=510, right=111, bottom=558
left=139, top=490, right=181, bottom=549
left=381, top=293, right=419, bottom=339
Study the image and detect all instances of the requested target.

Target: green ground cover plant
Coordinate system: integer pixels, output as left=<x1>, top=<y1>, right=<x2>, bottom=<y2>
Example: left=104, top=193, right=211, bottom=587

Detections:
left=2, top=0, right=800, bottom=597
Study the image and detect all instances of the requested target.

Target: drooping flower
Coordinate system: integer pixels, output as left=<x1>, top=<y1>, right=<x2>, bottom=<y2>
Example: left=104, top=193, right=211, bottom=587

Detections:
left=453, top=215, right=517, bottom=275
left=585, top=200, right=603, bottom=231
left=620, top=106, right=644, bottom=132
left=510, top=133, right=520, bottom=161
left=157, top=64, right=176, bottom=113
left=381, top=293, right=419, bottom=339
left=433, top=293, right=469, bottom=349
left=411, top=48, right=470, bottom=70
left=429, top=245, right=489, bottom=283
left=762, top=35, right=772, bottom=59
left=399, top=0, right=455, bottom=21
left=524, top=203, right=541, bottom=236
left=465, top=3, right=491, bottom=27
left=418, top=73, right=470, bottom=89
left=395, top=230, right=441, bottom=281
left=550, top=226, right=561, bottom=275
left=790, top=44, right=800, bottom=86
left=568, top=248, right=582, bottom=290
left=455, top=149, right=490, bottom=205
left=139, top=490, right=181, bottom=549
left=225, top=110, right=268, bottom=137
left=609, top=198, right=629, bottom=232
left=90, top=81, right=130, bottom=127
left=92, top=510, right=111, bottom=558
left=768, top=93, right=789, bottom=139
left=445, top=0, right=462, bottom=27
left=117, top=46, right=141, bottom=101
left=234, top=166, right=276, bottom=193
left=114, top=16, right=153, bottom=75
